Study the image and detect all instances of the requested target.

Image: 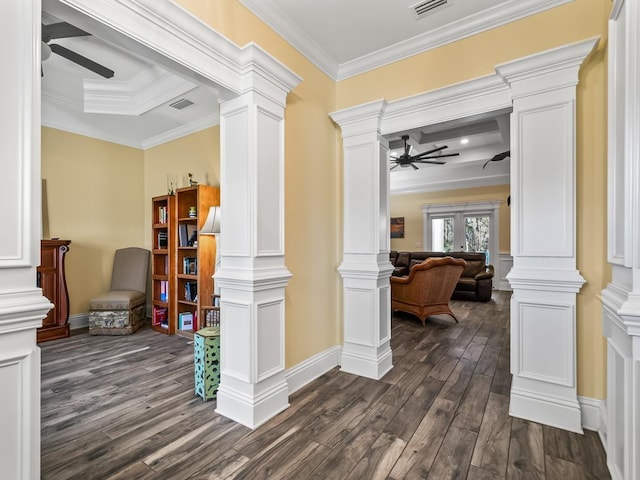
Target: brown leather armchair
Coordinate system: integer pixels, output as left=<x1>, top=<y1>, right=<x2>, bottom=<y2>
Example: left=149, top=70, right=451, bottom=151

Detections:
left=390, top=256, right=466, bottom=326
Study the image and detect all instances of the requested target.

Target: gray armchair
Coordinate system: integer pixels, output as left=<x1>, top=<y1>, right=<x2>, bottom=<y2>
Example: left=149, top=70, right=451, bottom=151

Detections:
left=89, top=247, right=150, bottom=335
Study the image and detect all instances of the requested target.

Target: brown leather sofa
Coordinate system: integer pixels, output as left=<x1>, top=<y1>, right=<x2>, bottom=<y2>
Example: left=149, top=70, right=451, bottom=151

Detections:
left=390, top=250, right=495, bottom=302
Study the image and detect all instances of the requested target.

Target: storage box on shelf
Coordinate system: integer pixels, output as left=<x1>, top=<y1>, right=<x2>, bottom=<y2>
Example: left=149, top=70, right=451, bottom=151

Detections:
left=174, top=185, right=220, bottom=335
left=151, top=195, right=175, bottom=334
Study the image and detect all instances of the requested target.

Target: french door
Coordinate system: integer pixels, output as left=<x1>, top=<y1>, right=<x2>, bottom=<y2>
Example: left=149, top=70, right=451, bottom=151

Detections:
left=422, top=201, right=501, bottom=265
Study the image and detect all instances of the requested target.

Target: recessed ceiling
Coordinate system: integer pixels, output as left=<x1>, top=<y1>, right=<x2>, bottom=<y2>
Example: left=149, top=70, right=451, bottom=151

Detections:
left=41, top=9, right=220, bottom=150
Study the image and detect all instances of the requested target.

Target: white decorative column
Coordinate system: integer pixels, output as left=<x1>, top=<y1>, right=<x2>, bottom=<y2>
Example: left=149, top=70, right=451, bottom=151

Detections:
left=0, top=0, right=52, bottom=478
left=330, top=101, right=394, bottom=379
left=215, top=47, right=301, bottom=429
left=602, top=1, right=640, bottom=479
left=496, top=37, right=598, bottom=433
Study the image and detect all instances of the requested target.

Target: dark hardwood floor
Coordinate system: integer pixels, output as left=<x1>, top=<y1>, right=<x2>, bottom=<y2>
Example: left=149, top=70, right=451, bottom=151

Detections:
left=41, top=292, right=610, bottom=479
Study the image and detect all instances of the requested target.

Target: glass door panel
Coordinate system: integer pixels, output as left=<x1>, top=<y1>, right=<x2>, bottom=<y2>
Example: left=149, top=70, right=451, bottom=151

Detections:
left=464, top=215, right=491, bottom=260
left=431, top=217, right=454, bottom=252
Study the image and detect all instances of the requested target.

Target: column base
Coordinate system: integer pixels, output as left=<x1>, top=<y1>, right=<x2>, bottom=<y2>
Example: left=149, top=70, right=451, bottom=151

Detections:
left=340, top=342, right=393, bottom=380
left=509, top=379, right=583, bottom=434
left=216, top=372, right=290, bottom=430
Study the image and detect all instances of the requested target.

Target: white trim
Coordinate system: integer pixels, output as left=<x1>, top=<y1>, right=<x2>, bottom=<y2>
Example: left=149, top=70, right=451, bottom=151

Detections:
left=42, top=113, right=220, bottom=150
left=68, top=313, right=89, bottom=331
left=240, top=0, right=574, bottom=81
left=285, top=346, right=341, bottom=394
left=498, top=253, right=513, bottom=291
left=578, top=395, right=604, bottom=432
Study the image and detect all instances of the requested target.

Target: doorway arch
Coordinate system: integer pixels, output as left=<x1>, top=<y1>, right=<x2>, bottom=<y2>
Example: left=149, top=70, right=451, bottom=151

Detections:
left=331, top=37, right=598, bottom=433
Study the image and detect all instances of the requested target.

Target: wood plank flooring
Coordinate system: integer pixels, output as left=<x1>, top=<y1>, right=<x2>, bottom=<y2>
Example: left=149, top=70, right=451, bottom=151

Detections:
left=41, top=292, right=610, bottom=479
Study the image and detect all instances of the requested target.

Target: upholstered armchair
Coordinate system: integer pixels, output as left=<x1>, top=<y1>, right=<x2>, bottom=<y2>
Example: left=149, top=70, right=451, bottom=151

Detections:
left=390, top=256, right=466, bottom=326
left=89, top=247, right=150, bottom=335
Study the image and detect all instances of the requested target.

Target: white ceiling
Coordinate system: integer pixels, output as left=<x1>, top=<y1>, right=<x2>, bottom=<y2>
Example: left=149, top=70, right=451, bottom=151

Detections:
left=40, top=0, right=568, bottom=190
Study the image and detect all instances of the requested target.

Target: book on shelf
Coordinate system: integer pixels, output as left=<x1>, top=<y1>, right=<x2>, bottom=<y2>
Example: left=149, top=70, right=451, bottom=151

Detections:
left=158, top=206, right=167, bottom=224
left=186, top=224, right=198, bottom=246
left=178, top=312, right=194, bottom=330
left=183, top=257, right=197, bottom=275
left=179, top=224, right=188, bottom=247
left=159, top=280, right=168, bottom=302
left=184, top=281, right=198, bottom=302
left=152, top=305, right=168, bottom=328
left=157, top=231, right=168, bottom=249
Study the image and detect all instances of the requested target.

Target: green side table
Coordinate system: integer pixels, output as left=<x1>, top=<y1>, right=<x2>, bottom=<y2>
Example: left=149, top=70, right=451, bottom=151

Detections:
left=194, top=326, right=220, bottom=401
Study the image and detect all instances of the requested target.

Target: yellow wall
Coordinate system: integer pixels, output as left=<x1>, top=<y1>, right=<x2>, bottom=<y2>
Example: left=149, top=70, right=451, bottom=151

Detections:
left=41, top=127, right=145, bottom=315
left=390, top=185, right=511, bottom=253
left=336, top=0, right=611, bottom=399
left=42, top=0, right=611, bottom=398
left=175, top=0, right=341, bottom=366
left=142, top=126, right=220, bottom=250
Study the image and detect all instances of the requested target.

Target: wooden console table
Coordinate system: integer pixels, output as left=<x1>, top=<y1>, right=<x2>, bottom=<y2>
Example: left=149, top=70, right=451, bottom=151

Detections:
left=37, top=239, right=71, bottom=343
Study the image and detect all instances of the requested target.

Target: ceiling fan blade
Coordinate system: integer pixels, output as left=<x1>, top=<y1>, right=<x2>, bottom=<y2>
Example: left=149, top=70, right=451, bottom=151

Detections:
left=390, top=164, right=400, bottom=170
left=411, top=163, right=419, bottom=170
left=491, top=150, right=511, bottom=162
left=482, top=159, right=491, bottom=169
left=421, top=145, right=448, bottom=156
left=390, top=155, right=400, bottom=160
left=50, top=44, right=114, bottom=79
left=412, top=152, right=460, bottom=160
left=43, top=22, right=90, bottom=41
left=415, top=160, right=446, bottom=165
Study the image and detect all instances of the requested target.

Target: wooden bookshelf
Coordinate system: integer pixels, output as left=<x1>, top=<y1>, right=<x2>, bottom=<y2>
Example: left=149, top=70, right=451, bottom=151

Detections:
left=151, top=195, right=175, bottom=334
left=173, top=185, right=220, bottom=334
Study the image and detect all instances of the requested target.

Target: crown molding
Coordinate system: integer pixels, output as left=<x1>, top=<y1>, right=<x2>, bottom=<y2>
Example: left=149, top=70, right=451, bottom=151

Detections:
left=84, top=66, right=197, bottom=116
left=240, top=0, right=574, bottom=82
left=238, top=0, right=337, bottom=80
left=338, top=0, right=575, bottom=80
left=42, top=110, right=219, bottom=150
left=141, top=114, right=219, bottom=149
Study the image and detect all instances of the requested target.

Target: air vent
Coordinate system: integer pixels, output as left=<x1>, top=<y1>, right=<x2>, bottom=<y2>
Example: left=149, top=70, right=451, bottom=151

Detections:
left=169, top=98, right=194, bottom=110
left=411, top=0, right=450, bottom=19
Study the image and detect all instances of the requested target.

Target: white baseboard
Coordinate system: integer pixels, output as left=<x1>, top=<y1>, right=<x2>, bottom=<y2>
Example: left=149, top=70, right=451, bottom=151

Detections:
left=285, top=345, right=341, bottom=394
left=69, top=313, right=89, bottom=331
left=578, top=395, right=603, bottom=432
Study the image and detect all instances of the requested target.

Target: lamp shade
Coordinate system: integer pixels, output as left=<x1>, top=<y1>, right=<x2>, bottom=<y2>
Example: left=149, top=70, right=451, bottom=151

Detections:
left=200, top=206, right=220, bottom=235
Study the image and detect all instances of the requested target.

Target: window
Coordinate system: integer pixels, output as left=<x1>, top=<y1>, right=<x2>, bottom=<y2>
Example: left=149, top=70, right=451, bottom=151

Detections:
left=423, top=201, right=501, bottom=265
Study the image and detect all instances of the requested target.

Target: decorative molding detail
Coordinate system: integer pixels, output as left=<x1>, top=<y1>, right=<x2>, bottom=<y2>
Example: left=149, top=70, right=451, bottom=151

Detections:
left=285, top=346, right=341, bottom=394
left=83, top=66, right=197, bottom=116
left=497, top=253, right=513, bottom=291
left=382, top=75, right=511, bottom=136
left=495, top=36, right=600, bottom=96
left=240, top=0, right=575, bottom=81
left=42, top=111, right=219, bottom=150
left=141, top=115, right=220, bottom=149
left=338, top=0, right=576, bottom=81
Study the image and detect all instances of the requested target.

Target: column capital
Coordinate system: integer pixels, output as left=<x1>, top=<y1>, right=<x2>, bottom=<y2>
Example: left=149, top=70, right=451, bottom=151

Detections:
left=330, top=100, right=387, bottom=138
left=496, top=36, right=600, bottom=97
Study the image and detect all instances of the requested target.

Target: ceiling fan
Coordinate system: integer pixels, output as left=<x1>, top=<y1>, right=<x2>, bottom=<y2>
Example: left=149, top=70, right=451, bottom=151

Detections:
left=482, top=150, right=510, bottom=169
left=42, top=22, right=114, bottom=79
left=390, top=135, right=459, bottom=170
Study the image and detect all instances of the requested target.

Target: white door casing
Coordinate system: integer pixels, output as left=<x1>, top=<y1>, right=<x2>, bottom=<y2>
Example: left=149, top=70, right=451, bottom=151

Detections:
left=331, top=36, right=598, bottom=433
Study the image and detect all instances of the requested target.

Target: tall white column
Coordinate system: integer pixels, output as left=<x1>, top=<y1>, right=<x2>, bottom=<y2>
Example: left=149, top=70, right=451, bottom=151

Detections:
left=0, top=0, right=52, bottom=478
left=602, top=1, right=640, bottom=479
left=215, top=55, right=301, bottom=429
left=496, top=37, right=598, bottom=433
left=330, top=101, right=394, bottom=379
